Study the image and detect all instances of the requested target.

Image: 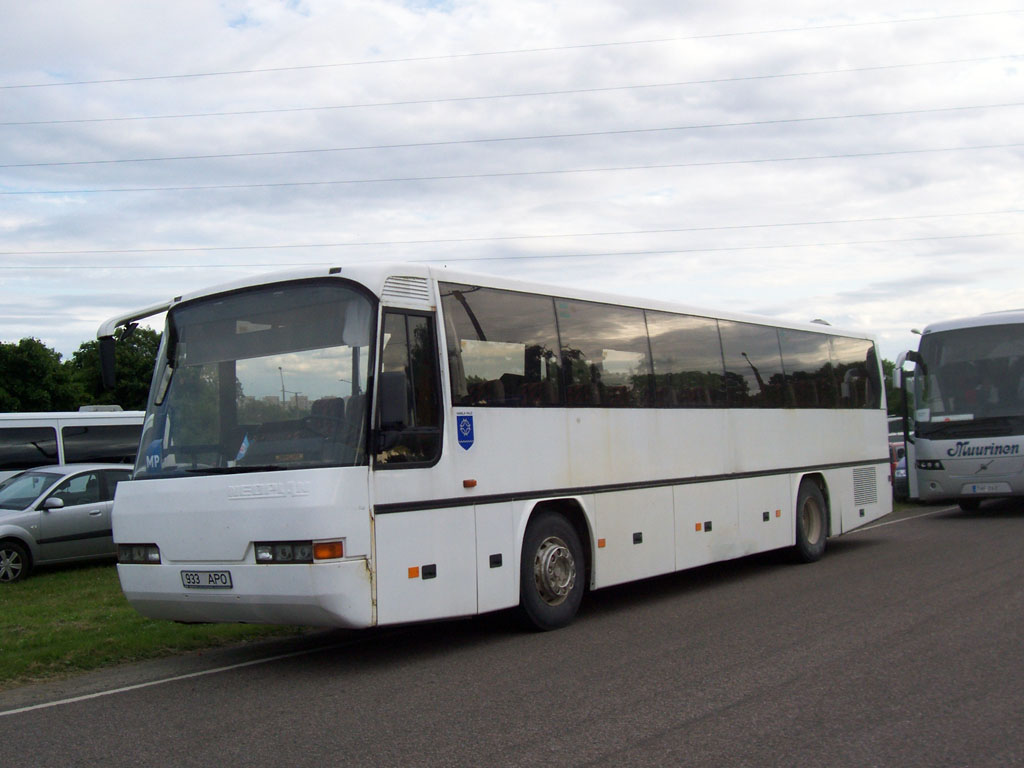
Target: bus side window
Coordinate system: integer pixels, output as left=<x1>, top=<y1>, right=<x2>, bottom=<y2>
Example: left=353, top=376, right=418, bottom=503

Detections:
left=376, top=312, right=442, bottom=466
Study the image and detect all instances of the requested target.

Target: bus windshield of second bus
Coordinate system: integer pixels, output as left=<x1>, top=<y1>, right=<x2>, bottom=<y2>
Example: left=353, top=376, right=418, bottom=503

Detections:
left=912, top=322, right=1024, bottom=438
left=136, top=279, right=374, bottom=478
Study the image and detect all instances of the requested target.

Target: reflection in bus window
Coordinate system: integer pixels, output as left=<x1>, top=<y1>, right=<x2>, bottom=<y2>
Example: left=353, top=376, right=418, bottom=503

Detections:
left=830, top=336, right=880, bottom=409
left=441, top=283, right=562, bottom=407
left=646, top=311, right=726, bottom=407
left=719, top=321, right=786, bottom=408
left=778, top=329, right=837, bottom=408
left=557, top=299, right=651, bottom=407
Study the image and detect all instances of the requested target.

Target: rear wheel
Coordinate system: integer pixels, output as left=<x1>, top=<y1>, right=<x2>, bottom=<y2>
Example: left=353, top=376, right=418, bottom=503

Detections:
left=794, top=481, right=828, bottom=563
left=519, top=510, right=585, bottom=631
left=0, top=540, right=30, bottom=583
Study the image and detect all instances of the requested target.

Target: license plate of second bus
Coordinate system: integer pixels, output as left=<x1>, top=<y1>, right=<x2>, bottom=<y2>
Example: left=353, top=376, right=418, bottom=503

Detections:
left=180, top=570, right=233, bottom=589
left=963, top=483, right=1010, bottom=495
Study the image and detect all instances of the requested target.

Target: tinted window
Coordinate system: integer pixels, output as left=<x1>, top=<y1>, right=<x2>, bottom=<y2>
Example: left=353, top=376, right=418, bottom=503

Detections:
left=719, top=321, right=786, bottom=407
left=646, top=311, right=726, bottom=407
left=778, top=329, right=837, bottom=408
left=556, top=299, right=651, bottom=407
left=831, top=336, right=881, bottom=409
left=62, top=424, right=142, bottom=464
left=51, top=472, right=103, bottom=506
left=377, top=312, right=442, bottom=465
left=0, top=427, right=58, bottom=470
left=440, top=283, right=562, bottom=406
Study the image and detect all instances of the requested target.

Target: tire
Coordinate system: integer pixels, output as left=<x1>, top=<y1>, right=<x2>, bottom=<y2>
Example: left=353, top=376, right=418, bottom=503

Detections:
left=794, top=481, right=828, bottom=563
left=958, top=498, right=981, bottom=512
left=0, top=540, right=30, bottom=583
left=519, top=510, right=585, bottom=631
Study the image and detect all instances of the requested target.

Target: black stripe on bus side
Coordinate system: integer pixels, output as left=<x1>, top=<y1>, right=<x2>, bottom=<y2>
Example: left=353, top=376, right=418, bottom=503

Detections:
left=373, top=457, right=891, bottom=515
left=37, top=529, right=113, bottom=545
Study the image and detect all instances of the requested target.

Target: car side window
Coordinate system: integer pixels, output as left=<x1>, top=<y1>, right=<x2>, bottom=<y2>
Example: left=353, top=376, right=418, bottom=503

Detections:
left=50, top=472, right=102, bottom=506
left=102, top=470, right=131, bottom=501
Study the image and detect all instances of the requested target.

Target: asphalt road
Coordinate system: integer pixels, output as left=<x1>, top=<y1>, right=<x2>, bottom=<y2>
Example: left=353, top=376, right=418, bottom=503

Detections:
left=2, top=501, right=1022, bottom=767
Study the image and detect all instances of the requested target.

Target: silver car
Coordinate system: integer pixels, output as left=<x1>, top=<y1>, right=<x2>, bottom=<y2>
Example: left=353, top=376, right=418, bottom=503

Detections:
left=0, top=463, right=132, bottom=582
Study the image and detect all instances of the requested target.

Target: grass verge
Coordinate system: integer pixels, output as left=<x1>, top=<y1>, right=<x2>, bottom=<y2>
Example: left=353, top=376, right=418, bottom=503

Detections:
left=0, top=562, right=304, bottom=690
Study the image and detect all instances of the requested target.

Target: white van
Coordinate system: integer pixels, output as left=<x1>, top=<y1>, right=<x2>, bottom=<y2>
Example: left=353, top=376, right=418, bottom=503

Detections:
left=0, top=408, right=144, bottom=481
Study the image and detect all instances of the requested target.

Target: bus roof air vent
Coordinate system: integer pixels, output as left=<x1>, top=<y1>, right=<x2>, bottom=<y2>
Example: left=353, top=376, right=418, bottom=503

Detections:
left=382, top=276, right=432, bottom=307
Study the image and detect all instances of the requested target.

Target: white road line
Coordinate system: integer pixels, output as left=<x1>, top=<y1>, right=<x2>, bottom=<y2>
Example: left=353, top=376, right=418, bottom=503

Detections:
left=0, top=638, right=351, bottom=718
left=850, top=505, right=956, bottom=533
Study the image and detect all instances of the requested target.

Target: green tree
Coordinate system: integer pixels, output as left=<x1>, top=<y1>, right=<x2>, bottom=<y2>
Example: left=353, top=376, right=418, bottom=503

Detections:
left=68, top=327, right=160, bottom=411
left=0, top=338, right=84, bottom=411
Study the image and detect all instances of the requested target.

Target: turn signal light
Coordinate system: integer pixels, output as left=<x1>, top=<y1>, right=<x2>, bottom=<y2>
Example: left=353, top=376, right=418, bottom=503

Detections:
left=313, top=541, right=345, bottom=560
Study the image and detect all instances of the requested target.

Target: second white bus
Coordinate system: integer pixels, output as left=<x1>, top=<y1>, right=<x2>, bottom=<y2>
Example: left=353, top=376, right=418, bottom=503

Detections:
left=102, top=263, right=891, bottom=630
left=895, top=310, right=1024, bottom=509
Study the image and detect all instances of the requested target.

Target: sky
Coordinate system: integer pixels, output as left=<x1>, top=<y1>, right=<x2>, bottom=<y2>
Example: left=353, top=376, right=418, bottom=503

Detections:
left=2, top=1, right=1022, bottom=366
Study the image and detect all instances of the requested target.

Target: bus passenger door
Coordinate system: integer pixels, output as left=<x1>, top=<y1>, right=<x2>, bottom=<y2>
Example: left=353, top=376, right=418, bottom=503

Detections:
left=372, top=310, right=478, bottom=624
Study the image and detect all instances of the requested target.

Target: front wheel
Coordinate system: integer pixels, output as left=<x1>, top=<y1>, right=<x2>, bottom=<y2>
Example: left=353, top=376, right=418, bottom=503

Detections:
left=0, top=540, right=30, bottom=583
left=794, top=481, right=828, bottom=563
left=519, top=510, right=585, bottom=631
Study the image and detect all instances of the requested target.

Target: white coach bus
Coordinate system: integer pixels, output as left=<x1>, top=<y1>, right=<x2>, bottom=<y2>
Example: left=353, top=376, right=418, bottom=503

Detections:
left=100, top=264, right=890, bottom=630
left=895, top=310, right=1024, bottom=510
left=0, top=408, right=143, bottom=482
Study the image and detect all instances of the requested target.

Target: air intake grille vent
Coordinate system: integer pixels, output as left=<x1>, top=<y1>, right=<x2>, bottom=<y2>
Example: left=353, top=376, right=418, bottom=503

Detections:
left=382, top=276, right=431, bottom=304
left=853, top=467, right=878, bottom=506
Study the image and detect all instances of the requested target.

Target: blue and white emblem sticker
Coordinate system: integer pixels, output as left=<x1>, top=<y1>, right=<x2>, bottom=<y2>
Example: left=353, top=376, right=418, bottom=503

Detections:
left=456, top=412, right=474, bottom=450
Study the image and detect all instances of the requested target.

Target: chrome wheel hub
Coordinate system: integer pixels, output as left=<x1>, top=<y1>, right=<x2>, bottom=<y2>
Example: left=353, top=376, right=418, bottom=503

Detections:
left=534, top=535, right=576, bottom=606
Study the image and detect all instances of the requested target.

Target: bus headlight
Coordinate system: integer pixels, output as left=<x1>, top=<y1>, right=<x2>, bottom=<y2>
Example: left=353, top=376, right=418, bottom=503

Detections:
left=118, top=544, right=161, bottom=564
left=255, top=541, right=312, bottom=563
left=916, top=459, right=945, bottom=471
left=254, top=540, right=345, bottom=563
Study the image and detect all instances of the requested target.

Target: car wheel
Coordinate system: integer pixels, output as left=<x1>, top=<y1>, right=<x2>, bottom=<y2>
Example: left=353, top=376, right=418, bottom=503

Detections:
left=0, top=540, right=30, bottom=583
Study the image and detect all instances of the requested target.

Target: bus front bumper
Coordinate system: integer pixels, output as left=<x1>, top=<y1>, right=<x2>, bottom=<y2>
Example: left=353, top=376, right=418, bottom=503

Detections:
left=117, top=559, right=374, bottom=628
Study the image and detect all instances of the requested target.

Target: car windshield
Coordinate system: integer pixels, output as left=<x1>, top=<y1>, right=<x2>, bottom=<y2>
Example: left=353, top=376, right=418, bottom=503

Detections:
left=135, top=279, right=375, bottom=478
left=0, top=471, right=61, bottom=509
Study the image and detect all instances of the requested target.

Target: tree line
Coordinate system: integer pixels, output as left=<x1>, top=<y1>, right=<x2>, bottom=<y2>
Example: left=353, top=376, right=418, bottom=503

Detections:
left=0, top=329, right=159, bottom=412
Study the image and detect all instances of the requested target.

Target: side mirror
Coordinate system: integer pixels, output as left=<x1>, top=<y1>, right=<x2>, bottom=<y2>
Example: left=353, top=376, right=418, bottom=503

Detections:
left=42, top=497, right=64, bottom=511
left=100, top=336, right=117, bottom=390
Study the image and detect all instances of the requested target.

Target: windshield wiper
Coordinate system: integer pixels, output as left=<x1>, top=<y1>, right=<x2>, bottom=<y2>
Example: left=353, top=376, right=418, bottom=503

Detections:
left=185, top=465, right=286, bottom=475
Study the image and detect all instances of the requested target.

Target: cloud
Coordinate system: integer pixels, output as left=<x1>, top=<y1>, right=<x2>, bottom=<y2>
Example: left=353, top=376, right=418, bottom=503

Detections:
left=0, top=0, right=1021, bottom=372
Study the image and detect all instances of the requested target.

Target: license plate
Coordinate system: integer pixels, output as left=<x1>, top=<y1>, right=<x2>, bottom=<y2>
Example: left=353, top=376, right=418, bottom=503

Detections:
left=961, top=482, right=1010, bottom=495
left=180, top=570, right=233, bottom=589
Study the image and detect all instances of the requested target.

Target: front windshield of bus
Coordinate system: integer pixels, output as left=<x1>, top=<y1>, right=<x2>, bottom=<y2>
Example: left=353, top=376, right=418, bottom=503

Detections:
left=914, top=322, right=1024, bottom=437
left=135, top=279, right=375, bottom=478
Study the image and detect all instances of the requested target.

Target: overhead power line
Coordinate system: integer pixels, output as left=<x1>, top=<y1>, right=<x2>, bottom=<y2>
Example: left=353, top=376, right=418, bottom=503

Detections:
left=4, top=142, right=1021, bottom=196
left=1, top=54, right=1017, bottom=128
left=2, top=10, right=1019, bottom=90
left=0, top=230, right=1019, bottom=269
left=3, top=209, right=1021, bottom=257
left=5, top=101, right=1020, bottom=169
